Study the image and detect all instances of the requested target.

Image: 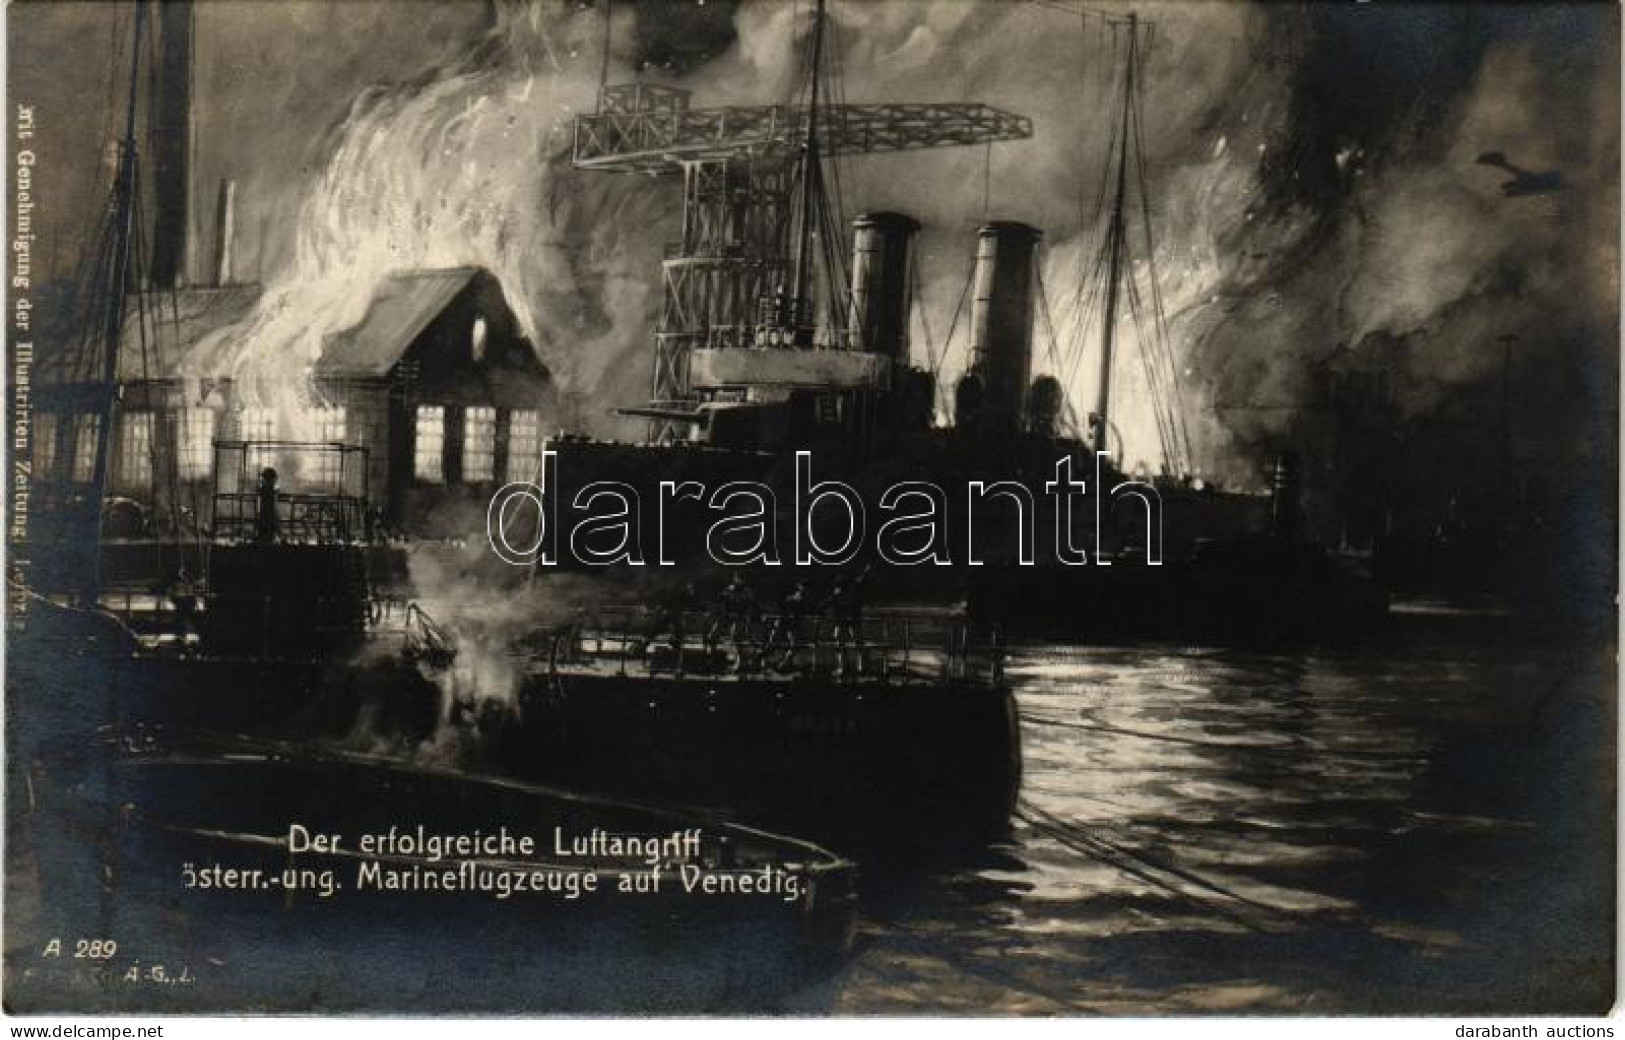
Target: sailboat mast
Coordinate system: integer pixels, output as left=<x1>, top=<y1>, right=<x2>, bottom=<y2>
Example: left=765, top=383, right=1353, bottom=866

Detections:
left=788, top=0, right=826, bottom=336
left=84, top=0, right=149, bottom=597
left=1092, top=12, right=1136, bottom=452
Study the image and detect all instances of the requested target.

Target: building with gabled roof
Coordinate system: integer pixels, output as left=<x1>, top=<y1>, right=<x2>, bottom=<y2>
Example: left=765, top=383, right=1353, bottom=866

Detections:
left=34, top=266, right=552, bottom=540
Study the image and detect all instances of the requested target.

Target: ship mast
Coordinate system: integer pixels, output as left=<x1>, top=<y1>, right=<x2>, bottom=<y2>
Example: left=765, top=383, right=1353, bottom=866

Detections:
left=79, top=0, right=150, bottom=600
left=1090, top=11, right=1135, bottom=453
left=1050, top=9, right=1190, bottom=475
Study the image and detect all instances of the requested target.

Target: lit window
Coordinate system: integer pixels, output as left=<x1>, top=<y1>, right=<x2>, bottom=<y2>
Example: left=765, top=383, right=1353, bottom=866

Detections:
left=177, top=408, right=215, bottom=481
left=316, top=406, right=347, bottom=443
left=239, top=407, right=275, bottom=441
left=507, top=409, right=541, bottom=481
left=118, top=411, right=155, bottom=492
left=240, top=407, right=275, bottom=473
left=471, top=316, right=488, bottom=363
left=463, top=406, right=496, bottom=482
left=33, top=412, right=57, bottom=478
left=414, top=405, right=444, bottom=484
left=71, top=414, right=101, bottom=484
left=315, top=406, right=347, bottom=487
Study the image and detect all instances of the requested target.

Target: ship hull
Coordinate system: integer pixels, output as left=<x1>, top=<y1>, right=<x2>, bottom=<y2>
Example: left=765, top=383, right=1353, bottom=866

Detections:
left=507, top=670, right=1023, bottom=849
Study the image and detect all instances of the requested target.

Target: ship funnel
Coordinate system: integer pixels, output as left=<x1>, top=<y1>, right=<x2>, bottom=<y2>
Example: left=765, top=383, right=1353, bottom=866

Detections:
left=847, top=212, right=919, bottom=362
left=968, top=221, right=1042, bottom=434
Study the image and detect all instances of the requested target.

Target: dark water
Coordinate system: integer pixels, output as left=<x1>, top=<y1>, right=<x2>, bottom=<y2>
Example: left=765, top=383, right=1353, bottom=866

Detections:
left=820, top=605, right=1615, bottom=1014
left=4, top=601, right=1613, bottom=1014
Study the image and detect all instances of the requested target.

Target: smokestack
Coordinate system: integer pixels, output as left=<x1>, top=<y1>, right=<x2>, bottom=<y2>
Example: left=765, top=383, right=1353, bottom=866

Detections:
left=847, top=212, right=919, bottom=362
left=213, top=179, right=236, bottom=287
left=149, top=1, right=193, bottom=289
left=968, top=221, right=1042, bottom=434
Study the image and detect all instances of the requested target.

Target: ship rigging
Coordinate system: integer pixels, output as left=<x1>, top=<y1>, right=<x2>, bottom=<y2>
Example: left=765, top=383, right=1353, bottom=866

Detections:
left=930, top=5, right=1198, bottom=477
left=28, top=0, right=216, bottom=603
left=1054, top=10, right=1197, bottom=477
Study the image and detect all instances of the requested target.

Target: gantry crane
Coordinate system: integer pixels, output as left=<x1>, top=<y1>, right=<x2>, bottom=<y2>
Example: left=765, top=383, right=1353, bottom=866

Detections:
left=571, top=4, right=1032, bottom=441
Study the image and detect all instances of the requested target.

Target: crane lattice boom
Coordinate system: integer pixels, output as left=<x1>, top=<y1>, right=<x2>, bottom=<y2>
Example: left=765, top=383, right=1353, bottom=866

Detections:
left=573, top=85, right=1031, bottom=172
left=571, top=82, right=1032, bottom=443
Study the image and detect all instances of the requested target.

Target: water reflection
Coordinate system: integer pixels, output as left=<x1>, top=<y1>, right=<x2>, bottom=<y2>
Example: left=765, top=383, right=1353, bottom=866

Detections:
left=5, top=606, right=1608, bottom=1013
left=827, top=618, right=1613, bottom=1014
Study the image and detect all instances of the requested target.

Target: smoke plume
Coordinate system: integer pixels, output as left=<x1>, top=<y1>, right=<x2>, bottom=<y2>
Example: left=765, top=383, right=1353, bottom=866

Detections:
left=177, top=0, right=664, bottom=438
left=180, top=1, right=1615, bottom=494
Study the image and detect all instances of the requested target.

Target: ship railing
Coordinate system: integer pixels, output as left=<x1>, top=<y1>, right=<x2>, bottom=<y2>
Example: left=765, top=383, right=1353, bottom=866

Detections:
left=656, top=324, right=851, bottom=354
left=93, top=584, right=394, bottom=660
left=211, top=492, right=370, bottom=545
left=542, top=607, right=1005, bottom=687
left=210, top=439, right=371, bottom=546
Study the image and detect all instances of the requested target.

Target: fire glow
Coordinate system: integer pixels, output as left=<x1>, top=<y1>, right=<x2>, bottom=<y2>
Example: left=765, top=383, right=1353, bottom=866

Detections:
left=173, top=3, right=637, bottom=442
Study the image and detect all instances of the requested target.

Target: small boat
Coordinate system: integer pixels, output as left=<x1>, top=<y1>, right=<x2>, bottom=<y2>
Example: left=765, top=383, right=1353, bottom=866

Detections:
left=8, top=728, right=857, bottom=1013
left=500, top=606, right=1023, bottom=849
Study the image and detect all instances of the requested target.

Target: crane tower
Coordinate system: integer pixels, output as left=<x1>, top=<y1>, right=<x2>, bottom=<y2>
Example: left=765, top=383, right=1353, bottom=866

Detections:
left=571, top=27, right=1032, bottom=441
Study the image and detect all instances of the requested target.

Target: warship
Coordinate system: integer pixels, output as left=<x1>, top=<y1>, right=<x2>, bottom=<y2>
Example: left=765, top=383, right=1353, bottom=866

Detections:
left=447, top=1, right=1387, bottom=838
left=534, top=2, right=1386, bottom=643
left=14, top=0, right=1033, bottom=834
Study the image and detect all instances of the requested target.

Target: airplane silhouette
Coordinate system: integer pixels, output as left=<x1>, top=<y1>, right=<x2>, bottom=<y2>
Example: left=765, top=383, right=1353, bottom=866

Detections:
left=1475, top=151, right=1565, bottom=197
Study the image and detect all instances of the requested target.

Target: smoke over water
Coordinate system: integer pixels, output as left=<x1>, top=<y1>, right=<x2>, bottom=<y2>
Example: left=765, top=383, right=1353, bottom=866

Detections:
left=1176, top=17, right=1619, bottom=489
left=683, top=1, right=1615, bottom=487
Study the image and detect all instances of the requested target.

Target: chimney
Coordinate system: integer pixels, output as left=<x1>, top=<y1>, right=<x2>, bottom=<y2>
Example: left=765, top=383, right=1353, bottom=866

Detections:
left=847, top=212, right=919, bottom=363
left=149, top=1, right=193, bottom=289
left=212, top=179, right=236, bottom=287
left=968, top=221, right=1042, bottom=434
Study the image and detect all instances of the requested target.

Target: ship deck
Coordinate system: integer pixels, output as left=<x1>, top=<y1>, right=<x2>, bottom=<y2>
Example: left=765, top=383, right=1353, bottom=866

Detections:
left=534, top=608, right=1006, bottom=689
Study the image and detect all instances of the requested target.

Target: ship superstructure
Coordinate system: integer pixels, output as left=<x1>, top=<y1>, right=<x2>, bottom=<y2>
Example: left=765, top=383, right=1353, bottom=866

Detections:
left=541, top=1, right=1384, bottom=646
left=546, top=2, right=1237, bottom=563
